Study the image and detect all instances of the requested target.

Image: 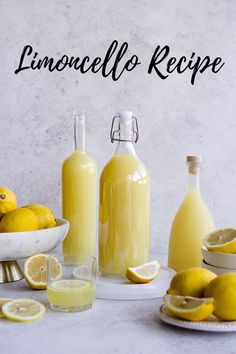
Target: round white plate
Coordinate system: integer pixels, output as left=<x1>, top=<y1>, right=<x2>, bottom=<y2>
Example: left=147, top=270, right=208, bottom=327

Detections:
left=159, top=305, right=236, bottom=332
left=96, top=266, right=175, bottom=300
left=0, top=218, right=69, bottom=260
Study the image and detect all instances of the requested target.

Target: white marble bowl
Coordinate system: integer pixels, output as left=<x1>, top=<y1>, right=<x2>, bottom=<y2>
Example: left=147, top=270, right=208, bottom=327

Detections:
left=201, top=246, right=236, bottom=269
left=0, top=218, right=69, bottom=261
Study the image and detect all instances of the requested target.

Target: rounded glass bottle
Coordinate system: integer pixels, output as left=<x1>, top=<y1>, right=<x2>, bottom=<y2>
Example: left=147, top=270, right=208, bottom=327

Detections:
left=99, top=111, right=150, bottom=275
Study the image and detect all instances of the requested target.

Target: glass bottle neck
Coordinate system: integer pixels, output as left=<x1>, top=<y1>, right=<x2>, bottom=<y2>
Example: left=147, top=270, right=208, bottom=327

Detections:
left=74, top=112, right=86, bottom=151
left=188, top=172, right=200, bottom=190
left=115, top=118, right=136, bottom=155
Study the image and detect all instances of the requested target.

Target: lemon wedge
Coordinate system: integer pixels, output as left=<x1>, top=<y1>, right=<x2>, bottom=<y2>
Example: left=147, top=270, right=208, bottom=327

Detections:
left=204, top=228, right=236, bottom=253
left=0, top=298, right=11, bottom=317
left=126, top=260, right=160, bottom=283
left=24, top=254, right=62, bottom=290
left=163, top=294, right=214, bottom=321
left=2, top=299, right=45, bottom=322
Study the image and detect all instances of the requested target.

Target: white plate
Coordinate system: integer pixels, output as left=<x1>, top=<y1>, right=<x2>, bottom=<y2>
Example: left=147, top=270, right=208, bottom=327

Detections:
left=159, top=305, right=236, bottom=332
left=96, top=266, right=175, bottom=300
left=201, top=259, right=236, bottom=275
left=201, top=246, right=236, bottom=270
left=0, top=218, right=69, bottom=260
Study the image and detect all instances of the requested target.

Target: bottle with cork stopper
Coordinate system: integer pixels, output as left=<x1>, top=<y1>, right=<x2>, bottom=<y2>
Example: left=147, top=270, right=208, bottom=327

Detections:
left=168, top=155, right=215, bottom=271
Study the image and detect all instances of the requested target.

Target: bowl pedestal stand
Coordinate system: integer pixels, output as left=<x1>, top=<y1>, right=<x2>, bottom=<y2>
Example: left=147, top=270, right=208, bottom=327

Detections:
left=0, top=260, right=24, bottom=283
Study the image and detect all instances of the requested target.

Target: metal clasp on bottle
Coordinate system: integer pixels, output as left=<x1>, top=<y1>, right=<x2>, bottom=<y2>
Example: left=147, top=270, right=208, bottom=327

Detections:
left=110, top=115, right=139, bottom=143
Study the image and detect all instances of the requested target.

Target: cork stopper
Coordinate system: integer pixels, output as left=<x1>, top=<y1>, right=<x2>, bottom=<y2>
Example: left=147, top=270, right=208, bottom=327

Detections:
left=186, top=156, right=202, bottom=174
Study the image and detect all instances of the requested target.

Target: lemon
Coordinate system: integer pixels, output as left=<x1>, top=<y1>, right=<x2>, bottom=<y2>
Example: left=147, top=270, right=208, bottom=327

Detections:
left=205, top=273, right=236, bottom=320
left=24, top=204, right=56, bottom=229
left=0, top=208, right=39, bottom=232
left=2, top=299, right=45, bottom=322
left=167, top=268, right=216, bottom=297
left=163, top=294, right=214, bottom=321
left=24, top=254, right=62, bottom=290
left=126, top=260, right=160, bottom=283
left=0, top=298, right=11, bottom=317
left=0, top=187, right=17, bottom=217
left=204, top=228, right=236, bottom=253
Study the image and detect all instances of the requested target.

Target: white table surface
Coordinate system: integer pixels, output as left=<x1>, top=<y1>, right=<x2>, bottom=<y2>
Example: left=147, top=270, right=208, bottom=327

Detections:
left=1, top=256, right=235, bottom=354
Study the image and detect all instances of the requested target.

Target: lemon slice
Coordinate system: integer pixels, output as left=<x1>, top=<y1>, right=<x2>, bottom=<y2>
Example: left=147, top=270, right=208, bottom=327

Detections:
left=0, top=298, right=11, bottom=318
left=2, top=299, right=46, bottom=322
left=204, top=228, right=236, bottom=253
left=163, top=294, right=214, bottom=322
left=126, top=260, right=160, bottom=283
left=24, top=254, right=62, bottom=289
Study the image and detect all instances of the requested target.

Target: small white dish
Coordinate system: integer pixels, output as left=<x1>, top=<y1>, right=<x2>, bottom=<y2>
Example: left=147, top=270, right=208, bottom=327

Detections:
left=96, top=266, right=175, bottom=300
left=201, top=259, right=236, bottom=275
left=159, top=305, right=236, bottom=332
left=0, top=218, right=69, bottom=261
left=201, top=246, right=236, bottom=269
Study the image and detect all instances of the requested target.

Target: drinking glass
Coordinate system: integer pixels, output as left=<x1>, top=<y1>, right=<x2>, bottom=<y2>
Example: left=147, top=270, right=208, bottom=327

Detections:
left=47, top=253, right=96, bottom=312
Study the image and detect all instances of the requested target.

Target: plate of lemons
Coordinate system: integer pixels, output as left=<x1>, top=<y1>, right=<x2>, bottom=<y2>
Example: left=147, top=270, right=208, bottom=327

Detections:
left=0, top=186, right=69, bottom=260
left=159, top=268, right=236, bottom=332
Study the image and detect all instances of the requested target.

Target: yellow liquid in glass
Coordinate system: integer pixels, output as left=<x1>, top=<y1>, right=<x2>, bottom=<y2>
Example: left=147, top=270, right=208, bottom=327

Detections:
left=62, top=150, right=97, bottom=256
left=47, top=279, right=95, bottom=308
left=168, top=189, right=215, bottom=271
left=99, top=154, right=150, bottom=275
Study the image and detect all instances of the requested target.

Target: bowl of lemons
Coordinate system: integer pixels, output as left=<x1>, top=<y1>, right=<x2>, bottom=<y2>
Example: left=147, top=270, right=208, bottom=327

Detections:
left=0, top=187, right=69, bottom=261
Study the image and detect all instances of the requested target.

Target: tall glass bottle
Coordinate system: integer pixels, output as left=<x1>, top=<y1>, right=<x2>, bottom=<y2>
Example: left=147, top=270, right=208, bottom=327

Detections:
left=168, top=156, right=215, bottom=271
left=62, top=112, right=97, bottom=256
left=99, top=111, right=150, bottom=276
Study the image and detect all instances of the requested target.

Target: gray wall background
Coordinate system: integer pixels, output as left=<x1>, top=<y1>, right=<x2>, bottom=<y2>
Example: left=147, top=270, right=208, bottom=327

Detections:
left=1, top=0, right=235, bottom=254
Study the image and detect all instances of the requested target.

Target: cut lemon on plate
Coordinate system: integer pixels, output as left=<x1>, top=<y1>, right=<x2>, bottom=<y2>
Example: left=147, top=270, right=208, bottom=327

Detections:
left=204, top=228, right=236, bottom=253
left=2, top=299, right=46, bottom=322
left=163, top=294, right=214, bottom=322
left=126, top=260, right=160, bottom=284
left=24, top=254, right=62, bottom=290
left=0, top=298, right=11, bottom=317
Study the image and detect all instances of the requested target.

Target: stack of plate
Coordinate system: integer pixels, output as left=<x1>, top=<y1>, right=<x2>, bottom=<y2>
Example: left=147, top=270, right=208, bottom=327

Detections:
left=201, top=246, right=236, bottom=274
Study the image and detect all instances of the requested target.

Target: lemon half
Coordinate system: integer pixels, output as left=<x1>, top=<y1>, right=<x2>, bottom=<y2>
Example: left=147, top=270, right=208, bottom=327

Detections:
left=24, top=254, right=62, bottom=290
left=204, top=228, right=236, bottom=253
left=126, top=260, right=160, bottom=284
left=2, top=299, right=46, bottom=322
left=163, top=294, right=214, bottom=321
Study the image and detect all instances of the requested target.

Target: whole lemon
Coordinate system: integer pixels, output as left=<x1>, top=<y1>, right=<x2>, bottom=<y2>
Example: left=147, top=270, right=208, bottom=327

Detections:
left=205, top=273, right=236, bottom=320
left=0, top=208, right=39, bottom=232
left=0, top=187, right=17, bottom=217
left=167, top=268, right=216, bottom=297
left=24, top=204, right=56, bottom=229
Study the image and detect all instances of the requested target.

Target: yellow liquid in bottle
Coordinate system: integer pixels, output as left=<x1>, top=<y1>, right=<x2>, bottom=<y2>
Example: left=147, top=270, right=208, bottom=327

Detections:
left=99, top=154, right=150, bottom=275
left=62, top=150, right=97, bottom=256
left=168, top=188, right=215, bottom=271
